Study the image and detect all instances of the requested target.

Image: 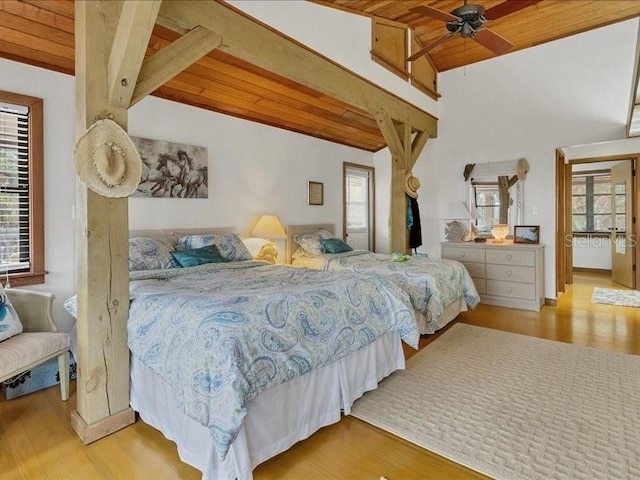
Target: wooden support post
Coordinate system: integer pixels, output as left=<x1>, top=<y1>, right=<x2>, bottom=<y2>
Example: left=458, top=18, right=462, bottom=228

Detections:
left=375, top=112, right=430, bottom=254
left=72, top=0, right=134, bottom=444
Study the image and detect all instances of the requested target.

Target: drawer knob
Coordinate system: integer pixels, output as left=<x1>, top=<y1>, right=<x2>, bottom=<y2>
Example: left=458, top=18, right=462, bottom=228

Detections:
left=506, top=270, right=513, bottom=277
left=460, top=252, right=466, bottom=258
left=507, top=287, right=513, bottom=293
left=506, top=254, right=513, bottom=261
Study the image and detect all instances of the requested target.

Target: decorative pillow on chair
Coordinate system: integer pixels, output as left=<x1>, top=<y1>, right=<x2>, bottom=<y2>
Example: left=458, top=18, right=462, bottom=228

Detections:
left=293, top=229, right=333, bottom=256
left=171, top=244, right=228, bottom=268
left=0, top=284, right=23, bottom=342
left=129, top=237, right=178, bottom=271
left=320, top=238, right=353, bottom=254
left=178, top=233, right=253, bottom=262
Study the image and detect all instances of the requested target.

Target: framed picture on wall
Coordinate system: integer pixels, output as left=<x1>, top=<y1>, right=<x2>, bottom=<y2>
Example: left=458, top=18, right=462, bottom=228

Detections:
left=308, top=181, right=324, bottom=206
left=514, top=225, right=540, bottom=244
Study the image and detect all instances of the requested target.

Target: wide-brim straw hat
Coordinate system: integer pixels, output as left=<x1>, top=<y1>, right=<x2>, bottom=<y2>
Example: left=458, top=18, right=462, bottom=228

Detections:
left=74, top=119, right=142, bottom=198
left=404, top=172, right=421, bottom=199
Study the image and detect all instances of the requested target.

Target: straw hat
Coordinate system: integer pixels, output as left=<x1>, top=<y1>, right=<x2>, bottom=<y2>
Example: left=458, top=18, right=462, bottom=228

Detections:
left=74, top=119, right=142, bottom=198
left=404, top=172, right=421, bottom=199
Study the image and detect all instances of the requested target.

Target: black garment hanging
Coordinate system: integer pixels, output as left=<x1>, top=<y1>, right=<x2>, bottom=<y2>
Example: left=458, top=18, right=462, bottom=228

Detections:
left=408, top=195, right=422, bottom=249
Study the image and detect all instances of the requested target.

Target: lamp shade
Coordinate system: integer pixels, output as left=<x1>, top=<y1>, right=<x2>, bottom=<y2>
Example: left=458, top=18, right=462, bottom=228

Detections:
left=251, top=215, right=286, bottom=240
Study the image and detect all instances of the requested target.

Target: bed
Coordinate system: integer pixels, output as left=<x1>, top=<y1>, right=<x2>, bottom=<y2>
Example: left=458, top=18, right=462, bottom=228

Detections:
left=66, top=228, right=419, bottom=480
left=286, top=224, right=480, bottom=335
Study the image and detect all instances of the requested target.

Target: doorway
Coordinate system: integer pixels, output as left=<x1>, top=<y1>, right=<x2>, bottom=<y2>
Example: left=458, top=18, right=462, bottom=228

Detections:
left=343, top=162, right=375, bottom=251
left=556, top=153, right=638, bottom=294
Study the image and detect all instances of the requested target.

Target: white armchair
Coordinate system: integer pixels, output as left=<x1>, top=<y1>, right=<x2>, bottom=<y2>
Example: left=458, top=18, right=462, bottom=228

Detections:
left=0, top=289, right=70, bottom=401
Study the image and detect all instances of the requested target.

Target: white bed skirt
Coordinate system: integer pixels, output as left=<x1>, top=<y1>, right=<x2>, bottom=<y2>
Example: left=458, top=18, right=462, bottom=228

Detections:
left=130, top=330, right=404, bottom=480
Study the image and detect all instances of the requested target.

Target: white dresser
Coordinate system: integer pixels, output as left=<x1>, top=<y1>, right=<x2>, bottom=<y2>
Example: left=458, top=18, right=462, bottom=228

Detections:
left=441, top=242, right=545, bottom=311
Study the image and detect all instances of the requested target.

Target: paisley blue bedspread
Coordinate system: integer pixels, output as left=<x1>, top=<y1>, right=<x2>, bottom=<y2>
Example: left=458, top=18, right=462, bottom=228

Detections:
left=68, top=262, right=418, bottom=460
left=320, top=251, right=480, bottom=332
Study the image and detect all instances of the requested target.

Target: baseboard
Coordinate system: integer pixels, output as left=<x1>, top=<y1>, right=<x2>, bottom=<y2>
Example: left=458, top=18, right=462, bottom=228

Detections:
left=573, top=267, right=611, bottom=274
left=544, top=298, right=558, bottom=307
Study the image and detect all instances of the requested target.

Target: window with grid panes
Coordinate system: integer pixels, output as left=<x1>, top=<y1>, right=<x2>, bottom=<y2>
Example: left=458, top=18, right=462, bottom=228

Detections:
left=572, top=170, right=623, bottom=233
left=0, top=91, right=44, bottom=285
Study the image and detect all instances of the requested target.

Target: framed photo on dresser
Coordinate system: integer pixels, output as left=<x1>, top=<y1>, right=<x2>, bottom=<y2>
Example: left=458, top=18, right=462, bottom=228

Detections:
left=514, top=225, right=540, bottom=244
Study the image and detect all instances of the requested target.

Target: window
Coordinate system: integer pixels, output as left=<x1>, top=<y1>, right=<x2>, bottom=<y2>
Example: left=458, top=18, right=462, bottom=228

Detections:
left=345, top=172, right=369, bottom=231
left=572, top=170, right=621, bottom=233
left=0, top=90, right=44, bottom=286
left=473, top=183, right=500, bottom=229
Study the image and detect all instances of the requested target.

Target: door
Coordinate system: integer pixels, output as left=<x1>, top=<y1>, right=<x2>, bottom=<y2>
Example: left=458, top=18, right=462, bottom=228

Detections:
left=343, top=163, right=375, bottom=251
left=610, top=161, right=635, bottom=288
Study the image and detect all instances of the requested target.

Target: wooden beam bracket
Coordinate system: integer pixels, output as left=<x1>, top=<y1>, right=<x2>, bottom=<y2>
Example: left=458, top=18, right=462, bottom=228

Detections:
left=108, top=0, right=162, bottom=108
left=130, top=25, right=222, bottom=107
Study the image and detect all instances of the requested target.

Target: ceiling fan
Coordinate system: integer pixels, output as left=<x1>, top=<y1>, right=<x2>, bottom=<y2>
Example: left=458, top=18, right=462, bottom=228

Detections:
left=407, top=0, right=541, bottom=61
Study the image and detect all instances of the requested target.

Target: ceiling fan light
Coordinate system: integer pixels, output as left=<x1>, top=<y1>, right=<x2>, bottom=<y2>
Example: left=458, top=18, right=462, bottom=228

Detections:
left=461, top=22, right=473, bottom=38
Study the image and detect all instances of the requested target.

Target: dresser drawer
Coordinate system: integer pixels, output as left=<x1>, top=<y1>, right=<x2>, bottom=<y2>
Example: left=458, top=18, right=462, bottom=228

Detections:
left=486, top=280, right=536, bottom=300
left=486, top=248, right=534, bottom=267
left=472, top=277, right=486, bottom=294
left=463, top=262, right=485, bottom=278
left=442, top=246, right=485, bottom=263
left=486, top=264, right=535, bottom=284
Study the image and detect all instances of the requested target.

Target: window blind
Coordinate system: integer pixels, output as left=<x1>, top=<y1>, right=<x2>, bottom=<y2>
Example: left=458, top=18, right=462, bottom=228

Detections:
left=0, top=102, right=30, bottom=274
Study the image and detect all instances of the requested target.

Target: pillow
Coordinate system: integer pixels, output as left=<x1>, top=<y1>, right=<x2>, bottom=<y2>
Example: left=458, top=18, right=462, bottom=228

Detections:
left=129, top=237, right=178, bottom=271
left=178, top=233, right=253, bottom=262
left=171, top=244, right=228, bottom=268
left=293, top=229, right=333, bottom=256
left=291, top=248, right=315, bottom=260
left=320, top=238, right=353, bottom=254
left=0, top=284, right=23, bottom=342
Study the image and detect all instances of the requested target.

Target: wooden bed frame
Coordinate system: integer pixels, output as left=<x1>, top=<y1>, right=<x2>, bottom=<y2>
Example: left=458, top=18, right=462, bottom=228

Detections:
left=285, top=223, right=335, bottom=264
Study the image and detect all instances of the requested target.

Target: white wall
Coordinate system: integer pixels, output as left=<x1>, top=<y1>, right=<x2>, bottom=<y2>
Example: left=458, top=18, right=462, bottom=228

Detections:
left=0, top=58, right=372, bottom=332
left=413, top=18, right=639, bottom=298
left=573, top=237, right=612, bottom=270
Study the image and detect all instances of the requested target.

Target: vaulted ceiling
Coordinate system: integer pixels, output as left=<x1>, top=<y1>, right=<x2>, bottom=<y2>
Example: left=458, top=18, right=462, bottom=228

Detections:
left=313, top=1, right=640, bottom=72
left=1, top=1, right=639, bottom=151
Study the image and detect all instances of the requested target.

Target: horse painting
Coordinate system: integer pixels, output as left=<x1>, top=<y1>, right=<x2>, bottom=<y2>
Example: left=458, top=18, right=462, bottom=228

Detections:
left=131, top=137, right=208, bottom=198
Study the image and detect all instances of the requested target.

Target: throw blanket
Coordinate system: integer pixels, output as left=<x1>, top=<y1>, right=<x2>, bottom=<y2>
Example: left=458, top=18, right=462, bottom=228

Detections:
left=65, top=262, right=418, bottom=460
left=300, top=251, right=480, bottom=332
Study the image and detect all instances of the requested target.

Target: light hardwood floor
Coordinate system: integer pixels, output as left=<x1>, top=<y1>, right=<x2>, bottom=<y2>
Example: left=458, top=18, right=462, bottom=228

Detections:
left=1, top=272, right=638, bottom=480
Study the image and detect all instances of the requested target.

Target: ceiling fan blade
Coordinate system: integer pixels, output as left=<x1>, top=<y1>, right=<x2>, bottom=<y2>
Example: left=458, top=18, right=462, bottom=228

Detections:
left=473, top=28, right=513, bottom=55
left=483, top=0, right=542, bottom=21
left=473, top=28, right=514, bottom=55
left=407, top=34, right=454, bottom=61
left=409, top=5, right=460, bottom=23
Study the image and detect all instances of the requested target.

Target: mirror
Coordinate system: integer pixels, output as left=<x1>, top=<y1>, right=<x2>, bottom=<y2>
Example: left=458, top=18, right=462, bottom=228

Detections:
left=464, top=159, right=528, bottom=235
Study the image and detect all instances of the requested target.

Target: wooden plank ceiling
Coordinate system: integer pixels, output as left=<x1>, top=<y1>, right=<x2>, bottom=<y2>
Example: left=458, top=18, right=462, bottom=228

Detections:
left=313, top=0, right=640, bottom=72
left=0, top=0, right=390, bottom=152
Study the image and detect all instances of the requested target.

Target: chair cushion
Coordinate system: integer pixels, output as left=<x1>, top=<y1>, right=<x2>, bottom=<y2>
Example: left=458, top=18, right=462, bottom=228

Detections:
left=0, top=332, right=70, bottom=380
left=0, top=284, right=23, bottom=342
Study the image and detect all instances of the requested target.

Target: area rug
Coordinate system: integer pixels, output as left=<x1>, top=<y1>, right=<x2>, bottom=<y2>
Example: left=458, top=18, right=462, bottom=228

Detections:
left=350, top=323, right=640, bottom=480
left=591, top=287, right=640, bottom=307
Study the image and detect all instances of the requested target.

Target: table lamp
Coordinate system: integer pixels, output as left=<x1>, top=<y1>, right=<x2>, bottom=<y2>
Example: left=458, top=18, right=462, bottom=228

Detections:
left=251, top=214, right=286, bottom=264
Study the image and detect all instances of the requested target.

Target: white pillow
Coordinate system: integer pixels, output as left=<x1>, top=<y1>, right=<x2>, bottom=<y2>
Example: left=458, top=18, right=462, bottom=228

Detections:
left=293, top=229, right=333, bottom=256
left=0, top=284, right=23, bottom=342
left=129, top=237, right=178, bottom=271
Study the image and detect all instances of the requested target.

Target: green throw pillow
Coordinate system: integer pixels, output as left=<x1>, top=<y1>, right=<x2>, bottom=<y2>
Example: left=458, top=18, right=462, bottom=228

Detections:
left=171, top=244, right=228, bottom=268
left=320, top=238, right=353, bottom=254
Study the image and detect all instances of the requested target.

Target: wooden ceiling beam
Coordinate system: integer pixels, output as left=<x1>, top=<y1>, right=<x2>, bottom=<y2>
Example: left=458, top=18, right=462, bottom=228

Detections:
left=108, top=0, right=162, bottom=108
left=130, top=26, right=222, bottom=107
left=157, top=0, right=437, bottom=136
